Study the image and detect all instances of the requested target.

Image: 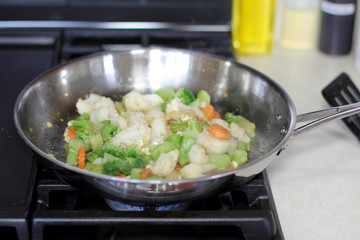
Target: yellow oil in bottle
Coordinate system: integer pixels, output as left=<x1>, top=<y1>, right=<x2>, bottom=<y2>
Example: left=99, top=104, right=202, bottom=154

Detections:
left=232, top=0, right=277, bottom=56
left=280, top=6, right=319, bottom=49
left=280, top=0, right=319, bottom=50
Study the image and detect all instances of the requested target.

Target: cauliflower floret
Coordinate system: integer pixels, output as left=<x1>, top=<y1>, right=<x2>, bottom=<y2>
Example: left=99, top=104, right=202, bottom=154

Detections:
left=93, top=96, right=114, bottom=109
left=180, top=163, right=203, bottom=178
left=201, top=163, right=217, bottom=173
left=76, top=94, right=127, bottom=129
left=108, top=110, right=128, bottom=130
left=197, top=128, right=237, bottom=154
left=182, top=105, right=207, bottom=121
left=63, top=128, right=70, bottom=143
left=164, top=109, right=197, bottom=122
left=76, top=93, right=102, bottom=115
left=145, top=107, right=165, bottom=122
left=127, top=111, right=147, bottom=125
left=150, top=118, right=169, bottom=144
left=230, top=122, right=246, bottom=141
left=90, top=104, right=127, bottom=129
left=188, top=144, right=209, bottom=165
left=243, top=134, right=251, bottom=143
left=166, top=98, right=207, bottom=121
left=90, top=106, right=111, bottom=124
left=180, top=163, right=217, bottom=179
left=144, top=94, right=164, bottom=108
left=123, top=90, right=164, bottom=112
left=110, top=116, right=151, bottom=147
left=211, top=118, right=230, bottom=130
left=149, top=150, right=179, bottom=177
left=165, top=98, right=183, bottom=114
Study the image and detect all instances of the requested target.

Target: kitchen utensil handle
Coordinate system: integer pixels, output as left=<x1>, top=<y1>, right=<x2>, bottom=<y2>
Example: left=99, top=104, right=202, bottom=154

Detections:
left=292, top=102, right=360, bottom=138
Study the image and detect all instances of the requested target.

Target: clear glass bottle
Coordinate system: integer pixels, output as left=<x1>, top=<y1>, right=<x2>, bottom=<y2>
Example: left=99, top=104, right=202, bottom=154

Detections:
left=280, top=0, right=320, bottom=50
left=231, top=0, right=277, bottom=56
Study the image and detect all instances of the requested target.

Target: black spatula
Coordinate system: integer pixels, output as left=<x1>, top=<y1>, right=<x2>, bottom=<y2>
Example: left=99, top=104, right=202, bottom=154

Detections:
left=322, top=72, right=360, bottom=141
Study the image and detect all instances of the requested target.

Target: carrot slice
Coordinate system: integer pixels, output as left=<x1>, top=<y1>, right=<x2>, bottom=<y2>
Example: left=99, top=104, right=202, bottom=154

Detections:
left=68, top=127, right=76, bottom=139
left=77, top=147, right=86, bottom=169
left=117, top=173, right=127, bottom=178
left=213, top=111, right=221, bottom=119
left=175, top=165, right=182, bottom=173
left=140, top=168, right=152, bottom=179
left=208, top=123, right=232, bottom=139
left=201, top=104, right=215, bottom=121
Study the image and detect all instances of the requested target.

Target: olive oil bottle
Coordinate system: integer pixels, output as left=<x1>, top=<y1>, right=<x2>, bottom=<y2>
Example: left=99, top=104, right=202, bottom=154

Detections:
left=232, top=0, right=277, bottom=56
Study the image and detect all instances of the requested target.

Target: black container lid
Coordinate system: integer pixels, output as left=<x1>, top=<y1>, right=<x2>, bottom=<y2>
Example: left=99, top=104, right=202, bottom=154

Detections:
left=325, top=0, right=355, bottom=3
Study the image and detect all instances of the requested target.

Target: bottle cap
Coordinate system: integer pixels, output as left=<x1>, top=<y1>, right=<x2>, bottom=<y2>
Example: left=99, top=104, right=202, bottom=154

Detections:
left=285, top=0, right=319, bottom=10
left=284, top=0, right=319, bottom=10
left=326, top=0, right=355, bottom=3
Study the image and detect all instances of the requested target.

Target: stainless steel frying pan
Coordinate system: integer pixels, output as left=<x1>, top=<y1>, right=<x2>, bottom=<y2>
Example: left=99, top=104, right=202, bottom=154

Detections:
left=14, top=47, right=360, bottom=204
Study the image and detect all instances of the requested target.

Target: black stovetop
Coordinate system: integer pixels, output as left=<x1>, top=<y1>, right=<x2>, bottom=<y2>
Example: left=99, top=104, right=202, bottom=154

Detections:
left=0, top=3, right=283, bottom=239
left=30, top=163, right=283, bottom=240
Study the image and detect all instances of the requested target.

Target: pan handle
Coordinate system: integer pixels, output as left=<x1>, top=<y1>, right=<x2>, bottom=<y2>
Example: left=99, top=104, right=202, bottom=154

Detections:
left=292, top=102, right=360, bottom=138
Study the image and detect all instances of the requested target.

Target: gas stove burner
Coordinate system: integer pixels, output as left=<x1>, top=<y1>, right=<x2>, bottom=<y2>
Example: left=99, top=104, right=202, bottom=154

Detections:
left=105, top=199, right=188, bottom=211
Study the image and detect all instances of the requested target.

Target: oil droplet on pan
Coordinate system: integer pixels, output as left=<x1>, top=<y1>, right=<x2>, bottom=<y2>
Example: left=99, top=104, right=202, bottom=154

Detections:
left=280, top=126, right=287, bottom=135
left=275, top=113, right=282, bottom=120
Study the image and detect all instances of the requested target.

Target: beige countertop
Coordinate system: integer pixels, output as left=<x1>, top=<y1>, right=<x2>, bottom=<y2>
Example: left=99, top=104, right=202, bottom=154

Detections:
left=237, top=46, right=360, bottom=240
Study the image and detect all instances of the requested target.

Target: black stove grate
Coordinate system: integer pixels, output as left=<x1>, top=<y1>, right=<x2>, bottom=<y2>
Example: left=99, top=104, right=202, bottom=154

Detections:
left=29, top=168, right=283, bottom=240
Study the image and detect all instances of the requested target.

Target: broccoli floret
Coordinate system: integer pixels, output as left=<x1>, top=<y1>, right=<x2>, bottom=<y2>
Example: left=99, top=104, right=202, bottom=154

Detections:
left=196, top=90, right=211, bottom=105
left=224, top=113, right=255, bottom=138
left=176, top=87, right=195, bottom=105
left=104, top=157, right=132, bottom=176
left=100, top=144, right=149, bottom=176
left=182, top=119, right=202, bottom=139
left=102, top=156, right=124, bottom=176
left=236, top=118, right=256, bottom=138
left=126, top=156, right=148, bottom=169
left=123, top=146, right=149, bottom=166
left=102, top=155, right=148, bottom=176
left=155, top=88, right=175, bottom=103
left=100, top=143, right=141, bottom=159
left=99, top=142, right=125, bottom=158
left=190, top=90, right=211, bottom=108
left=224, top=112, right=248, bottom=124
left=123, top=144, right=141, bottom=156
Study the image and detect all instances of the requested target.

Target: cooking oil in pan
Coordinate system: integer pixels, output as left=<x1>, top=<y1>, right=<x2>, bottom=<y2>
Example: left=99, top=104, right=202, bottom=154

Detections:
left=231, top=0, right=277, bottom=56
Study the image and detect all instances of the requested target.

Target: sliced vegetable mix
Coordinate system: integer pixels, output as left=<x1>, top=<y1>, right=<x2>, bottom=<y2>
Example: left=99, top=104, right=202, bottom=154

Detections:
left=63, top=88, right=256, bottom=180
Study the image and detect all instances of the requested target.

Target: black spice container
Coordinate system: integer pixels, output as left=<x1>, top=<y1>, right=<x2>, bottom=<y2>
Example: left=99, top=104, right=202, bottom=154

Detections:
left=319, top=0, right=356, bottom=55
